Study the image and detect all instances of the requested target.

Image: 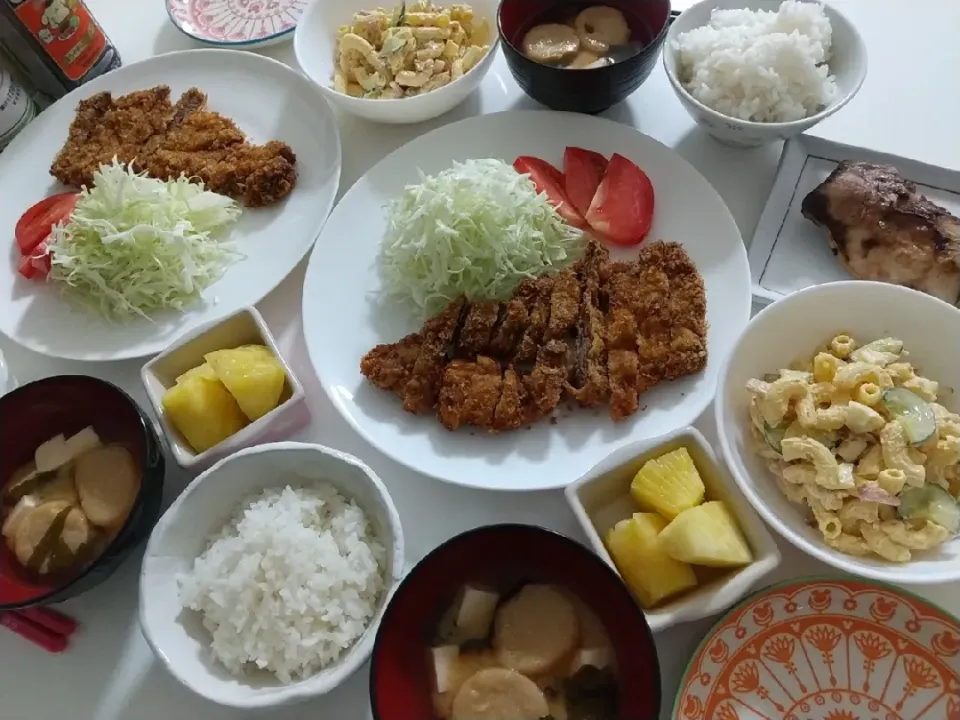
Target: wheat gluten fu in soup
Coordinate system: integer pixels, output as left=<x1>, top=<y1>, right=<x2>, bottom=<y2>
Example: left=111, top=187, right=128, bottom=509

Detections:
left=178, top=483, right=386, bottom=683
left=674, top=1, right=838, bottom=123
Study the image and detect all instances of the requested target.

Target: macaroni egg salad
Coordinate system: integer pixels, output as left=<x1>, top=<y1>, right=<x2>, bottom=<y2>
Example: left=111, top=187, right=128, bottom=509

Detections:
left=334, top=3, right=491, bottom=99
left=746, top=335, right=960, bottom=563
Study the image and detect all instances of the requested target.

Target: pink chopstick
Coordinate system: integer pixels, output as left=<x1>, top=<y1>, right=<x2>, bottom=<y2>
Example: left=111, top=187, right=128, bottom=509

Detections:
left=15, top=606, right=78, bottom=636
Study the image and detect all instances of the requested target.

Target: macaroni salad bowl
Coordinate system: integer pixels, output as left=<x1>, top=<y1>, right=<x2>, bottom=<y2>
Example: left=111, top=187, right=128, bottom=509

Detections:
left=715, top=281, right=960, bottom=584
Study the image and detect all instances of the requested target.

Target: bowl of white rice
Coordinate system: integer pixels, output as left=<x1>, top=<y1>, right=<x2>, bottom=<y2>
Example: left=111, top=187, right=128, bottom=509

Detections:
left=664, top=0, right=867, bottom=147
left=137, top=441, right=404, bottom=709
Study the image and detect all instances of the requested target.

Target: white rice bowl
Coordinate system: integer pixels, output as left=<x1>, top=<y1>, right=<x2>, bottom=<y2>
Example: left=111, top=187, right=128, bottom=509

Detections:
left=674, top=1, right=838, bottom=123
left=178, top=483, right=386, bottom=683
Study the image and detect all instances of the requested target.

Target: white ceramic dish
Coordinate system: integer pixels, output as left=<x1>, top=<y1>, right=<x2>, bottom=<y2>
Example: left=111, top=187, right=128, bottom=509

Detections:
left=140, top=306, right=309, bottom=471
left=294, top=0, right=500, bottom=124
left=716, top=281, right=960, bottom=584
left=663, top=0, right=867, bottom=147
left=139, top=442, right=405, bottom=709
left=749, top=134, right=960, bottom=305
left=565, top=426, right=781, bottom=632
left=166, top=0, right=308, bottom=48
left=0, top=49, right=341, bottom=361
left=301, top=110, right=752, bottom=492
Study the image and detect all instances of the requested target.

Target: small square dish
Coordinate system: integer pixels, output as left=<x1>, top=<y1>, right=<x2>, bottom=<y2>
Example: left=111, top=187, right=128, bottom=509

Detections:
left=564, top=426, right=781, bottom=632
left=748, top=135, right=960, bottom=306
left=141, top=307, right=309, bottom=471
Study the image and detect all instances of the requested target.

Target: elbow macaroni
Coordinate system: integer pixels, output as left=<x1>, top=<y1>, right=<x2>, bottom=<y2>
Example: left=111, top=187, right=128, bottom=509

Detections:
left=333, top=3, right=491, bottom=100
left=746, top=334, right=959, bottom=563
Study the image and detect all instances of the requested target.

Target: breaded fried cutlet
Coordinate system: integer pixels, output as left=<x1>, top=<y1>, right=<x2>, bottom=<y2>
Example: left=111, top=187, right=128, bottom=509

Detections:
left=49, top=86, right=297, bottom=207
left=50, top=87, right=176, bottom=188
left=359, top=240, right=709, bottom=432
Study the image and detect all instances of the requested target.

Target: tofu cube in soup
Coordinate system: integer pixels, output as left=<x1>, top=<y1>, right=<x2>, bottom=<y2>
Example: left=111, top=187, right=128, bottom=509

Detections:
left=454, top=584, right=499, bottom=640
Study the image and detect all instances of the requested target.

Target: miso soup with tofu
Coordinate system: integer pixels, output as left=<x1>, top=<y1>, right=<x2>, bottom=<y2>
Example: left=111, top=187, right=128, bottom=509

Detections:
left=0, top=426, right=141, bottom=582
left=429, top=582, right=619, bottom=720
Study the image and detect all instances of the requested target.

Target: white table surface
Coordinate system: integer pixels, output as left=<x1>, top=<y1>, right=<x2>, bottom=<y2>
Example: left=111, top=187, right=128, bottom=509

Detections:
left=2, top=1, right=960, bottom=719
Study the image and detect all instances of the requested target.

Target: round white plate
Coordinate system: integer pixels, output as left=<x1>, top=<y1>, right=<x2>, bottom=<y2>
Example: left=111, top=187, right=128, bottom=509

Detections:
left=166, top=0, right=308, bottom=48
left=302, top=111, right=750, bottom=492
left=0, top=49, right=340, bottom=361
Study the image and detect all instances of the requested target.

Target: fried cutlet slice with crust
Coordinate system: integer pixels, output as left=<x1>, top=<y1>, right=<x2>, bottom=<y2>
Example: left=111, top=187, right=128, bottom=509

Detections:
left=438, top=356, right=503, bottom=431
left=656, top=243, right=708, bottom=380
left=50, top=86, right=176, bottom=188
left=487, top=295, right=529, bottom=360
left=142, top=88, right=297, bottom=207
left=565, top=244, right=610, bottom=407
left=360, top=332, right=423, bottom=393
left=521, top=340, right=569, bottom=424
left=512, top=275, right=555, bottom=366
left=492, top=367, right=524, bottom=432
left=456, top=301, right=502, bottom=358
left=401, top=298, right=466, bottom=414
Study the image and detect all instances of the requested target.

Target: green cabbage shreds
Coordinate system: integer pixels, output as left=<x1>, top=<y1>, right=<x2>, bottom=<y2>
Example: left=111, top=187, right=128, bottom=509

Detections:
left=380, top=158, right=586, bottom=317
left=47, top=160, right=242, bottom=321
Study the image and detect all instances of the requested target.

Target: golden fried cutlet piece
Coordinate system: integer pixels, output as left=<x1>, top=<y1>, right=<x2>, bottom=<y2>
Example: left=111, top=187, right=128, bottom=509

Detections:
left=360, top=332, right=422, bottom=393
left=359, top=240, right=708, bottom=433
left=545, top=269, right=581, bottom=341
left=456, top=301, right=501, bottom=358
left=513, top=275, right=555, bottom=366
left=142, top=88, right=297, bottom=208
left=50, top=86, right=176, bottom=188
left=50, top=86, right=297, bottom=207
left=438, top=356, right=503, bottom=431
left=402, top=298, right=465, bottom=414
left=492, top=367, right=524, bottom=432
left=522, top=340, right=568, bottom=423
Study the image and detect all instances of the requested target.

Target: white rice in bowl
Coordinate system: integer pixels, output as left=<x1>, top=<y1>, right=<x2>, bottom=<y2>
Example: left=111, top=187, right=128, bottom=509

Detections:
left=674, top=1, right=839, bottom=123
left=178, top=483, right=386, bottom=683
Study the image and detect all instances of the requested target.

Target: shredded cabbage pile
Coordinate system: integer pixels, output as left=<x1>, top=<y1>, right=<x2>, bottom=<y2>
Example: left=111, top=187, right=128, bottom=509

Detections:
left=379, top=158, right=585, bottom=317
left=47, top=160, right=242, bottom=321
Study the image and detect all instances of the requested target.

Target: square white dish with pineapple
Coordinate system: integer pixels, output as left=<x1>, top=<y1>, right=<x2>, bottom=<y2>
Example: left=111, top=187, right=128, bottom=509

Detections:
left=141, top=307, right=309, bottom=471
left=564, top=427, right=781, bottom=632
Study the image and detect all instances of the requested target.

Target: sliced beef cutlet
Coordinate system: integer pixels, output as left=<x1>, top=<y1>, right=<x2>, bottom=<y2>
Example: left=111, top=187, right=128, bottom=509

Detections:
left=358, top=240, right=709, bottom=433
left=49, top=86, right=297, bottom=207
left=50, top=86, right=176, bottom=189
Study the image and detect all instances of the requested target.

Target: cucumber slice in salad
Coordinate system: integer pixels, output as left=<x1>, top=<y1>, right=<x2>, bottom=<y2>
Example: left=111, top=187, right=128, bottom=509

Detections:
left=882, top=388, right=936, bottom=445
left=898, top=485, right=960, bottom=534
left=763, top=423, right=785, bottom=453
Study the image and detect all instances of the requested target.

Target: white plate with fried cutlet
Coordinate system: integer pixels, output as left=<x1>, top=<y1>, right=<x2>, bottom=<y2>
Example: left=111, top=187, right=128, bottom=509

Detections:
left=0, top=49, right=340, bottom=361
left=301, top=111, right=751, bottom=492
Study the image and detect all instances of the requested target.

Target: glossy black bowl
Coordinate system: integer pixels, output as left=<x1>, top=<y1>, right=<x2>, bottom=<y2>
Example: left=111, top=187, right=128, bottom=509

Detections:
left=499, top=0, right=672, bottom=114
left=0, top=375, right=165, bottom=610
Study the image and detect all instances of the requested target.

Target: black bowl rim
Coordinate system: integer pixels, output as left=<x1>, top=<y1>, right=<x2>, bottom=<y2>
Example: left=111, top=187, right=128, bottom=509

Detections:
left=497, top=0, right=674, bottom=75
left=369, top=522, right=663, bottom=720
left=0, top=374, right=165, bottom=610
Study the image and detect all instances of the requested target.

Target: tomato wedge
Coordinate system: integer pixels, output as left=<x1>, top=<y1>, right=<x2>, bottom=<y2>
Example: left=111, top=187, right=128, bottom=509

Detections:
left=513, top=156, right=587, bottom=229
left=15, top=192, right=78, bottom=256
left=584, top=154, right=655, bottom=246
left=563, top=147, right=608, bottom=217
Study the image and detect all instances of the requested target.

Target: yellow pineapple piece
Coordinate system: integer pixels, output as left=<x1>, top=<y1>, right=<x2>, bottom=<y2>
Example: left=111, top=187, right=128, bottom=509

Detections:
left=161, top=373, right=248, bottom=453
left=605, top=513, right=698, bottom=608
left=659, top=501, right=753, bottom=568
left=205, top=345, right=286, bottom=422
left=175, top=362, right=218, bottom=384
left=630, top=447, right=705, bottom=520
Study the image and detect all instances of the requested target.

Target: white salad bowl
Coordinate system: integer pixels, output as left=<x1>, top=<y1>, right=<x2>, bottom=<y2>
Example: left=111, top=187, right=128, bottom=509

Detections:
left=294, top=0, right=500, bottom=124
left=566, top=427, right=781, bottom=632
left=138, top=442, right=405, bottom=709
left=663, top=0, right=868, bottom=147
left=716, top=281, right=960, bottom=584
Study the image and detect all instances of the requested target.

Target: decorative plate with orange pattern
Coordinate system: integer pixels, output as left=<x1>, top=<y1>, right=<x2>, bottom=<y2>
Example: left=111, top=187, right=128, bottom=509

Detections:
left=673, top=578, right=960, bottom=720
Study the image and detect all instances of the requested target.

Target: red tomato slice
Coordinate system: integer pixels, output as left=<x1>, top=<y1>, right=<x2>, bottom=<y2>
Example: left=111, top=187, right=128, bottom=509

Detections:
left=585, top=153, right=655, bottom=246
left=513, top=156, right=587, bottom=229
left=563, top=147, right=608, bottom=217
left=17, top=255, right=40, bottom=280
left=15, top=192, right=78, bottom=256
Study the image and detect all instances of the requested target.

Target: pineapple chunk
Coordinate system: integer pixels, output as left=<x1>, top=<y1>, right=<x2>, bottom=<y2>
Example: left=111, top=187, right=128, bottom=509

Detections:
left=630, top=447, right=705, bottom=520
left=605, top=513, right=698, bottom=608
left=162, top=373, right=248, bottom=453
left=659, top=501, right=753, bottom=568
left=205, top=345, right=286, bottom=422
left=176, top=363, right=218, bottom=384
